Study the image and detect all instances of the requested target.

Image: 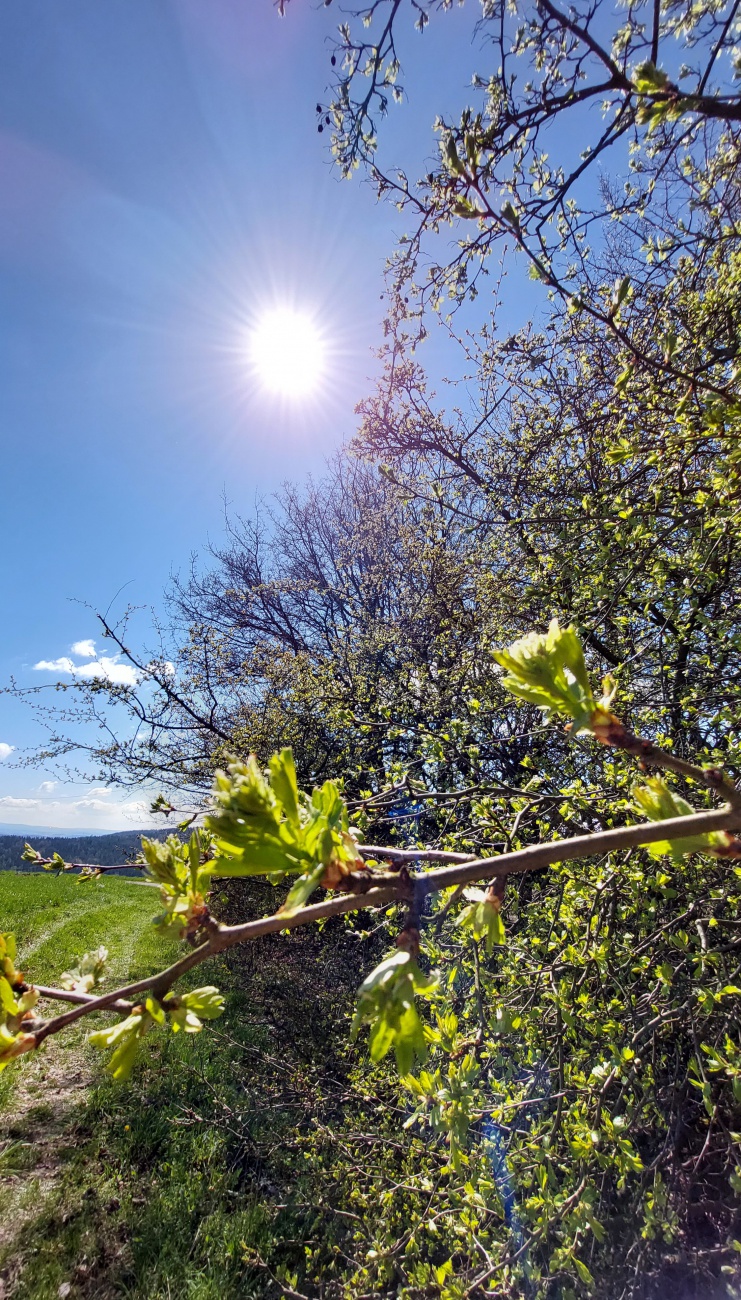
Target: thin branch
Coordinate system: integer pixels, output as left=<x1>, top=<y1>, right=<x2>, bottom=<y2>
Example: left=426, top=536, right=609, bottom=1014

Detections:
left=28, top=859, right=147, bottom=875
left=698, top=0, right=741, bottom=95
left=34, top=943, right=214, bottom=1044
left=359, top=845, right=478, bottom=864
left=34, top=985, right=135, bottom=1014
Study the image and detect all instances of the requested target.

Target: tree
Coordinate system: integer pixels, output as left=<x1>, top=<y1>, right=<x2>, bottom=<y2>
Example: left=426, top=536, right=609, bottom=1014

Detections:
left=9, top=622, right=741, bottom=1297
left=357, top=240, right=741, bottom=764
left=311, top=0, right=741, bottom=399
left=6, top=2, right=741, bottom=1292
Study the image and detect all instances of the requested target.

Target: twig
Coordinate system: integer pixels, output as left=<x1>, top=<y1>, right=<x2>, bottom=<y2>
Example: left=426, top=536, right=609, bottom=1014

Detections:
left=34, top=985, right=134, bottom=1014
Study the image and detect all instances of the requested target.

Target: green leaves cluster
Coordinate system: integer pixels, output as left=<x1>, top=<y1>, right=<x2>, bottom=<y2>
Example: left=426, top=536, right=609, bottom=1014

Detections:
left=89, top=986, right=225, bottom=1081
left=404, top=1051, right=480, bottom=1170
left=351, top=949, right=439, bottom=1076
left=455, top=887, right=506, bottom=953
left=21, top=845, right=67, bottom=872
left=633, top=776, right=738, bottom=864
left=207, top=748, right=363, bottom=911
left=494, top=617, right=615, bottom=734
left=139, top=830, right=214, bottom=938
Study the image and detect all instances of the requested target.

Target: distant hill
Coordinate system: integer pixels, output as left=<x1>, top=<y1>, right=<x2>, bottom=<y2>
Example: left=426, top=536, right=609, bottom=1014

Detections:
left=0, top=828, right=169, bottom=873
left=0, top=821, right=158, bottom=838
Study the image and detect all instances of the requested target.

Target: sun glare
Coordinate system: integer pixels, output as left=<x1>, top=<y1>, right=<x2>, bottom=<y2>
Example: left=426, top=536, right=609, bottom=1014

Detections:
left=249, top=307, right=326, bottom=398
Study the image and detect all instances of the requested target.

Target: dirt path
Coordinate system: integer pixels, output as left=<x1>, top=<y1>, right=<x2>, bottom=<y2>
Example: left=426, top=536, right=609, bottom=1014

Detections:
left=0, top=918, right=143, bottom=1298
left=0, top=1031, right=93, bottom=1297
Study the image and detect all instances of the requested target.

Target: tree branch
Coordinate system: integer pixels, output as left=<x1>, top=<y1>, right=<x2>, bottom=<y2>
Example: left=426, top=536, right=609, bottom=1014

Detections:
left=27, top=799, right=741, bottom=1048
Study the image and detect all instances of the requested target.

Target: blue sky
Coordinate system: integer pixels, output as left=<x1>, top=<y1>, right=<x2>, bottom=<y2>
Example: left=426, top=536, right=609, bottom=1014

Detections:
left=0, top=0, right=519, bottom=831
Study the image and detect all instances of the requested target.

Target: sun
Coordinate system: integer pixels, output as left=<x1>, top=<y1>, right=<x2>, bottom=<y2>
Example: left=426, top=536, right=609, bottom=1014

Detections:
left=248, top=307, right=326, bottom=398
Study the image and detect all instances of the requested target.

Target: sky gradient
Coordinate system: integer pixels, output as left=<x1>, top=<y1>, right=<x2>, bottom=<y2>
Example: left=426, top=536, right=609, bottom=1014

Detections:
left=0, top=0, right=517, bottom=830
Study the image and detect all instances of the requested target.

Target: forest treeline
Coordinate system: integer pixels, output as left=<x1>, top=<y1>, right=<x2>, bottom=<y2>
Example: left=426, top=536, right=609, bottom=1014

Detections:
left=0, top=832, right=162, bottom=873
left=9, top=0, right=741, bottom=1295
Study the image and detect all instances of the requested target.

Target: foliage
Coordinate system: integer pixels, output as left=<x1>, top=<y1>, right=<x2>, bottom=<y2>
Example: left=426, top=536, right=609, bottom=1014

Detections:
left=351, top=947, right=438, bottom=1075
left=5, top=609, right=741, bottom=1296
left=456, top=886, right=505, bottom=954
left=88, top=987, right=225, bottom=1080
left=306, top=0, right=741, bottom=404
left=493, top=618, right=615, bottom=734
left=633, top=776, right=740, bottom=863
left=208, top=749, right=363, bottom=902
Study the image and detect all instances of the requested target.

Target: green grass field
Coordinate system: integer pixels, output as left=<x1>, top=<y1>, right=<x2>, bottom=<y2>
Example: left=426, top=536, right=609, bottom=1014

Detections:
left=0, top=872, right=390, bottom=1300
left=0, top=872, right=257, bottom=1300
left=0, top=873, right=176, bottom=1111
left=0, top=872, right=170, bottom=991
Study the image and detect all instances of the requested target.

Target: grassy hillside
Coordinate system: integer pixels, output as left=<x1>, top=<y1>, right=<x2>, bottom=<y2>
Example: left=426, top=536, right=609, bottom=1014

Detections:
left=0, top=874, right=407, bottom=1300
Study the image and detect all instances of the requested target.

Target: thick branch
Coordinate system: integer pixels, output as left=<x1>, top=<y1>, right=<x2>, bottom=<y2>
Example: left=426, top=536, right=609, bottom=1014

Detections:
left=28, top=801, right=741, bottom=1048
left=413, top=803, right=740, bottom=895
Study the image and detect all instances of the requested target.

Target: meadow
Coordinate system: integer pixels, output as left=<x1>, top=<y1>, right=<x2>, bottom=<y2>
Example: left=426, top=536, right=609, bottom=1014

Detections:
left=0, top=872, right=402, bottom=1300
left=0, top=873, right=259, bottom=1299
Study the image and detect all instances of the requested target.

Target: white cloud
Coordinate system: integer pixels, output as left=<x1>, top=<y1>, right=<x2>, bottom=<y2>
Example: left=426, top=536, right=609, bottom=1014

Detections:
left=0, top=790, right=153, bottom=829
left=34, top=656, right=76, bottom=674
left=33, top=655, right=138, bottom=687
left=0, top=743, right=14, bottom=762
left=147, top=659, right=176, bottom=678
left=38, top=780, right=57, bottom=794
left=71, top=638, right=96, bottom=658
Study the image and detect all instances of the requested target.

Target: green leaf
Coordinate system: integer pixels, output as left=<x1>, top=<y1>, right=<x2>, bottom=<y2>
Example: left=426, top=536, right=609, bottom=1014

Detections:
left=352, top=950, right=439, bottom=1076
left=487, top=909, right=506, bottom=952
left=89, top=1012, right=144, bottom=1053
left=280, top=862, right=326, bottom=915
left=633, top=61, right=671, bottom=94
left=444, top=135, right=465, bottom=176
left=572, top=1256, right=594, bottom=1285
left=180, top=987, right=225, bottom=1020
left=145, top=997, right=166, bottom=1025
left=456, top=893, right=506, bottom=953
left=206, top=753, right=359, bottom=889
left=0, top=977, right=18, bottom=1018
left=269, top=748, right=300, bottom=827
left=501, top=201, right=520, bottom=230
left=89, top=1011, right=152, bottom=1080
left=169, top=1005, right=204, bottom=1034
left=494, top=619, right=599, bottom=733
left=451, top=198, right=481, bottom=219
left=615, top=364, right=634, bottom=393
left=106, top=1033, right=142, bottom=1082
left=614, top=275, right=631, bottom=307
left=633, top=776, right=735, bottom=863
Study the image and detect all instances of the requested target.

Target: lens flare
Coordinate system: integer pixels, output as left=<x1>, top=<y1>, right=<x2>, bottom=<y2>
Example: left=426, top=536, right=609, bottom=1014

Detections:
left=249, top=307, right=325, bottom=398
